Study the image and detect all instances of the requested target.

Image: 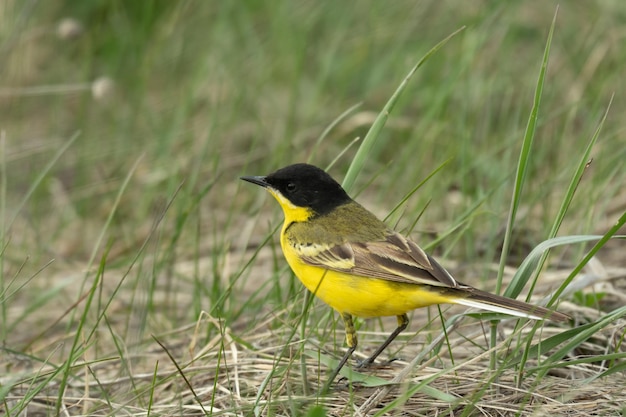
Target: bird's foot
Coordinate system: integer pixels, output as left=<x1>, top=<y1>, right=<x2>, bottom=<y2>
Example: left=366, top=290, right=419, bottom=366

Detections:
left=355, top=356, right=399, bottom=369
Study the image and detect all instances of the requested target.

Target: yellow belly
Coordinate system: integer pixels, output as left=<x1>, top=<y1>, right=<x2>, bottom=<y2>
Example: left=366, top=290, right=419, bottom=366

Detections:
left=282, top=243, right=453, bottom=318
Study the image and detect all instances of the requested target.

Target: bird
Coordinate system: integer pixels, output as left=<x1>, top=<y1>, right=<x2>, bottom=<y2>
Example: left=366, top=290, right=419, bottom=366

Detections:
left=241, top=163, right=569, bottom=390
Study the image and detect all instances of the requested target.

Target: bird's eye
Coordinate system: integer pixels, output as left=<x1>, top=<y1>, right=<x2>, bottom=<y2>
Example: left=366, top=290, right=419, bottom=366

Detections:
left=286, top=182, right=296, bottom=192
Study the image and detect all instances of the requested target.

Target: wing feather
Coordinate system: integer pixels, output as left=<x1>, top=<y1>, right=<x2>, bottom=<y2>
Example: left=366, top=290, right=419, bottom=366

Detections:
left=298, top=231, right=458, bottom=288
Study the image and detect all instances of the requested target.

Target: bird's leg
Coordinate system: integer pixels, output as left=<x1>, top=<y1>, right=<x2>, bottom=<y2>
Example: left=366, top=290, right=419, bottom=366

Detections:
left=321, top=312, right=357, bottom=393
left=358, top=313, right=409, bottom=367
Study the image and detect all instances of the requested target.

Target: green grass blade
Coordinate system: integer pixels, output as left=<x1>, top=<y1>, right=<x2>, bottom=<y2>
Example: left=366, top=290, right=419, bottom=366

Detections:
left=540, top=306, right=626, bottom=371
left=504, top=235, right=606, bottom=299
left=508, top=90, right=616, bottom=386
left=496, top=9, right=557, bottom=295
left=5, top=131, right=80, bottom=229
left=0, top=132, right=5, bottom=341
left=306, top=405, right=328, bottom=417
left=549, top=211, right=626, bottom=306
left=383, top=158, right=451, bottom=222
left=583, top=357, right=626, bottom=383
left=507, top=320, right=603, bottom=367
left=506, top=95, right=614, bottom=301
left=342, top=27, right=465, bottom=192
left=54, top=246, right=108, bottom=415
left=310, top=102, right=362, bottom=164
left=490, top=7, right=557, bottom=370
left=513, top=225, right=626, bottom=384
left=526, top=352, right=626, bottom=374
left=0, top=132, right=79, bottom=340
left=51, top=156, right=143, bottom=414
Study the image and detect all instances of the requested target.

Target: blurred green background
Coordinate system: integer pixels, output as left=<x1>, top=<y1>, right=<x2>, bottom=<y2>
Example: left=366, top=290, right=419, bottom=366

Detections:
left=2, top=0, right=624, bottom=345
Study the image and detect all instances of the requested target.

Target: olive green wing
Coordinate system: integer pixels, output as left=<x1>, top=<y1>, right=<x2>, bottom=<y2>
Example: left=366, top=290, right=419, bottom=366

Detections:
left=296, top=231, right=459, bottom=288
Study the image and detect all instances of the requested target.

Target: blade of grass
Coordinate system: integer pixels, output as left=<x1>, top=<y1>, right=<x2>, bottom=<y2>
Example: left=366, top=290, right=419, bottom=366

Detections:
left=505, top=232, right=626, bottom=386
left=506, top=319, right=612, bottom=367
left=326, top=136, right=361, bottom=172
left=249, top=273, right=321, bottom=411
left=4, top=260, right=62, bottom=334
left=147, top=360, right=159, bottom=416
left=153, top=336, right=210, bottom=415
left=549, top=212, right=626, bottom=306
left=0, top=132, right=79, bottom=340
left=496, top=9, right=556, bottom=294
left=0, top=132, right=5, bottom=341
left=512, top=304, right=626, bottom=414
left=505, top=234, right=608, bottom=300
left=526, top=352, right=626, bottom=374
left=309, top=102, right=362, bottom=164
left=583, top=356, right=626, bottom=383
left=53, top=156, right=144, bottom=414
left=510, top=221, right=626, bottom=389
left=5, top=132, right=80, bottom=229
left=68, top=155, right=144, bottom=328
left=424, top=184, right=494, bottom=253
left=4, top=352, right=115, bottom=414
left=504, top=95, right=614, bottom=300
left=491, top=7, right=558, bottom=369
left=342, top=26, right=465, bottom=192
left=383, top=158, right=451, bottom=223
left=54, top=245, right=109, bottom=415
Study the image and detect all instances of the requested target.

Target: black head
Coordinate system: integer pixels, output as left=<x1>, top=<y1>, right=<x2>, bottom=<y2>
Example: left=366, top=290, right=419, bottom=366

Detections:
left=241, top=163, right=352, bottom=215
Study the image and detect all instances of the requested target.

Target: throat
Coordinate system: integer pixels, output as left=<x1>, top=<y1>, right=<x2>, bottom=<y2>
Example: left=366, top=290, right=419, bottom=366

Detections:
left=268, top=189, right=316, bottom=224
left=282, top=206, right=315, bottom=225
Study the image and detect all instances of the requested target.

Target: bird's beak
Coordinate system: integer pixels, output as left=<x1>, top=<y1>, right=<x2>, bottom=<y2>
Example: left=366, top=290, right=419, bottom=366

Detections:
left=240, top=175, right=269, bottom=188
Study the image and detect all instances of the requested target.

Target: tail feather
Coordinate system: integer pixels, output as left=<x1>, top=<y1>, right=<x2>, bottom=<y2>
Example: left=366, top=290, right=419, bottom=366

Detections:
left=453, top=287, right=570, bottom=322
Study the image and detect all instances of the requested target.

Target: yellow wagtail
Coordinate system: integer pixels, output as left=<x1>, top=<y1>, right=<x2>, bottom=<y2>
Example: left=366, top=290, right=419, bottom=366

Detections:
left=241, top=163, right=569, bottom=388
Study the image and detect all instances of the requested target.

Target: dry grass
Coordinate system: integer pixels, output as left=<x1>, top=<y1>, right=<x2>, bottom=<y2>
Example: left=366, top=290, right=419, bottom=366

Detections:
left=3, top=245, right=625, bottom=416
